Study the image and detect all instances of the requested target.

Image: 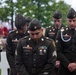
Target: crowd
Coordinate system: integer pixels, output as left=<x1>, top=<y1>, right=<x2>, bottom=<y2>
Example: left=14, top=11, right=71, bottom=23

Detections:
left=0, top=8, right=76, bottom=75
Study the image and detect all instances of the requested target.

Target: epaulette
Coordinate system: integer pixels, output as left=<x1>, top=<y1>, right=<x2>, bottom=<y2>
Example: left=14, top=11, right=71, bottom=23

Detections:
left=46, top=37, right=56, bottom=47
left=23, top=36, right=28, bottom=39
left=9, top=30, right=16, bottom=34
left=46, top=37, right=52, bottom=41
left=19, top=36, right=28, bottom=41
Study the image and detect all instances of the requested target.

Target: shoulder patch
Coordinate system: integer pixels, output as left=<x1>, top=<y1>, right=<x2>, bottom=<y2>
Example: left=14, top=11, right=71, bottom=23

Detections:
left=52, top=40, right=56, bottom=48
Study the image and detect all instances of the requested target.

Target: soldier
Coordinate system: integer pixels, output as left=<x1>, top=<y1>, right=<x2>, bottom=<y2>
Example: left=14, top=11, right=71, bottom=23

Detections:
left=16, top=18, right=57, bottom=75
left=6, top=14, right=28, bottom=75
left=56, top=8, right=76, bottom=75
left=25, top=16, right=32, bottom=27
left=25, top=16, right=32, bottom=35
left=45, top=10, right=64, bottom=75
left=45, top=10, right=64, bottom=41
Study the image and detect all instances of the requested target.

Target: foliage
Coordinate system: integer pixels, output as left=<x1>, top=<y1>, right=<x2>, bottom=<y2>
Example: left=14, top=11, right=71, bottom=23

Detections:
left=0, top=69, right=1, bottom=75
left=0, top=0, right=71, bottom=28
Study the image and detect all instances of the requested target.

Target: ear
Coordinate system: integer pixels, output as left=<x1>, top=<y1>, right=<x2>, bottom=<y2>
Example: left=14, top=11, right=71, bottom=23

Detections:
left=60, top=18, right=62, bottom=21
left=41, top=27, right=44, bottom=32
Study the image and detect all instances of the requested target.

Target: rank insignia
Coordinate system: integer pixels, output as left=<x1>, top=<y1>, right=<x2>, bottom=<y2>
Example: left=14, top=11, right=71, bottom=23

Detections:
left=53, top=50, right=57, bottom=57
left=16, top=31, right=18, bottom=33
left=49, top=32, right=55, bottom=35
left=23, top=45, right=32, bottom=49
left=34, top=26, right=37, bottom=29
left=66, top=28, right=68, bottom=30
left=41, top=38, right=44, bottom=41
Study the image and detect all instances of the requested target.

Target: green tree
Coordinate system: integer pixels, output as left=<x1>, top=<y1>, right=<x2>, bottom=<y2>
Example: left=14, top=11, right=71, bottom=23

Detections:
left=0, top=0, right=71, bottom=28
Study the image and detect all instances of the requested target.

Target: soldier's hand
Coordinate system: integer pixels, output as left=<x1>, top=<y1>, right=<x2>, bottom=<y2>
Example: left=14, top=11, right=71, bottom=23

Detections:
left=55, top=60, right=60, bottom=68
left=68, top=63, right=76, bottom=72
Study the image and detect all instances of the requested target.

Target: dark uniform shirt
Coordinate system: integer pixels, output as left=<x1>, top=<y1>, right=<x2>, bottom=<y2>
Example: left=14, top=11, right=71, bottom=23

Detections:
left=45, top=24, right=65, bottom=41
left=16, top=36, right=57, bottom=75
left=6, top=30, right=28, bottom=75
left=56, top=27, right=76, bottom=75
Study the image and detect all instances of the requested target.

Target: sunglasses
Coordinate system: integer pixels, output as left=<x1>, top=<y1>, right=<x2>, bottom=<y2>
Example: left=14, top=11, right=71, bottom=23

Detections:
left=30, top=32, right=40, bottom=36
left=54, top=20, right=61, bottom=22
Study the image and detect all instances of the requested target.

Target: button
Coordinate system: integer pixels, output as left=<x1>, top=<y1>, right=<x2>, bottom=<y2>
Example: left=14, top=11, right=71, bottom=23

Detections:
left=34, top=54, right=36, bottom=55
left=34, top=59, right=36, bottom=61
left=34, top=64, right=36, bottom=66
left=26, top=53, right=28, bottom=54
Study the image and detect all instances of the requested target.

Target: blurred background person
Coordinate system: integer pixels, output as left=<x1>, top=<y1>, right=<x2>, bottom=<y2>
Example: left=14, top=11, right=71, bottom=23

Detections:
left=56, top=8, right=76, bottom=75
left=25, top=16, right=32, bottom=35
left=6, top=13, right=29, bottom=75
left=45, top=10, right=65, bottom=75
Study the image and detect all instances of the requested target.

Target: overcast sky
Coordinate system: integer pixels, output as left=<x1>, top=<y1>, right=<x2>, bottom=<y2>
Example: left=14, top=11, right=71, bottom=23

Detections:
left=64, top=0, right=76, bottom=10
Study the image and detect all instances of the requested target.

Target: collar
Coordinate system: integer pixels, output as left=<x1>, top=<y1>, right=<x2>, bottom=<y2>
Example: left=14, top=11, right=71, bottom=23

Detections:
left=28, top=36, right=45, bottom=43
left=54, top=24, right=62, bottom=29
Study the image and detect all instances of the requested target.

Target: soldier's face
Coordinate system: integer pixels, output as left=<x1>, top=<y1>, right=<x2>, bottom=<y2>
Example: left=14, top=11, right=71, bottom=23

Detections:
left=53, top=18, right=62, bottom=27
left=22, top=24, right=28, bottom=32
left=26, top=22, right=29, bottom=29
left=29, top=28, right=43, bottom=41
left=67, top=18, right=76, bottom=29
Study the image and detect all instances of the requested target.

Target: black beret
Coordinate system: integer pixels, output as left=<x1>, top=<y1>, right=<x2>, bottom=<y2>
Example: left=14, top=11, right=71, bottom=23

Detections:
left=28, top=18, right=41, bottom=31
left=15, top=14, right=26, bottom=29
left=25, top=16, right=32, bottom=23
left=53, top=10, right=62, bottom=19
left=67, top=8, right=76, bottom=19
